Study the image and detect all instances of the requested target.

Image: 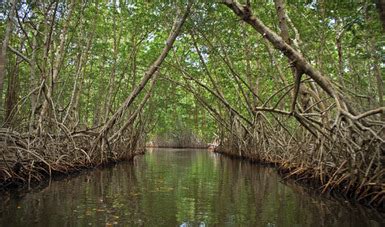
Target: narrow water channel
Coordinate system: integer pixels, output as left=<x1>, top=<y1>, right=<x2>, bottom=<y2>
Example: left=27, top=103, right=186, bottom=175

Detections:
left=0, top=148, right=384, bottom=226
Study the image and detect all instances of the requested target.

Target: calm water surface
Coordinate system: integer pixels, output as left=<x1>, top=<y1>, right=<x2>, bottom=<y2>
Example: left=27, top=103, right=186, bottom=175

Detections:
left=0, top=148, right=384, bottom=226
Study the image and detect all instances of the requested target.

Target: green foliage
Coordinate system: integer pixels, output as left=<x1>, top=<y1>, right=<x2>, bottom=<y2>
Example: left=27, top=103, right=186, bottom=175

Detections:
left=2, top=0, right=384, bottom=142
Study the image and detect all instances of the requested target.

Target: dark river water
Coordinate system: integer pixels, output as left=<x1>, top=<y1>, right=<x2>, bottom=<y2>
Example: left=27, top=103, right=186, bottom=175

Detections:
left=0, top=148, right=384, bottom=226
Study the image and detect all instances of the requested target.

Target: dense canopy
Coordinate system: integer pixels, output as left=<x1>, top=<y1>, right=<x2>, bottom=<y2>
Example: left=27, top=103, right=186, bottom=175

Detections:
left=0, top=0, right=384, bottom=209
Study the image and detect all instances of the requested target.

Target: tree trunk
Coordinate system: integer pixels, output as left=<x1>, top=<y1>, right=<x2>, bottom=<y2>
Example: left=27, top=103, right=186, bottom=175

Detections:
left=374, top=59, right=384, bottom=120
left=63, top=11, right=95, bottom=128
left=103, top=3, right=121, bottom=122
left=94, top=3, right=192, bottom=144
left=223, top=0, right=338, bottom=101
left=274, top=0, right=291, bottom=45
left=370, top=38, right=385, bottom=120
left=0, top=0, right=17, bottom=122
left=29, top=24, right=39, bottom=133
left=376, top=0, right=385, bottom=31
left=38, top=1, right=74, bottom=132
left=4, top=43, right=21, bottom=127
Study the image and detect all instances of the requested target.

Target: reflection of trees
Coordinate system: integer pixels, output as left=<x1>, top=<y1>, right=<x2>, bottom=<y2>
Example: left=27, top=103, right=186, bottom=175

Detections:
left=212, top=155, right=384, bottom=226
left=0, top=162, right=142, bottom=226
left=1, top=150, right=383, bottom=226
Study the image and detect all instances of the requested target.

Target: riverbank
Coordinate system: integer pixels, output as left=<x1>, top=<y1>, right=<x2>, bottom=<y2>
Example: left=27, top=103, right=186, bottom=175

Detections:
left=0, top=143, right=209, bottom=190
left=213, top=146, right=385, bottom=212
left=1, top=148, right=383, bottom=226
left=146, top=145, right=208, bottom=149
left=0, top=131, right=146, bottom=190
left=0, top=151, right=145, bottom=191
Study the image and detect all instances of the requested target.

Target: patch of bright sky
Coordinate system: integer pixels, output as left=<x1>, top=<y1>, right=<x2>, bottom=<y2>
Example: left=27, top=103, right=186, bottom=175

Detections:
left=1, top=0, right=32, bottom=21
left=143, top=32, right=156, bottom=52
left=185, top=55, right=200, bottom=68
left=127, top=3, right=137, bottom=10
left=305, top=0, right=317, bottom=10
left=107, top=0, right=137, bottom=13
left=328, top=18, right=336, bottom=27
left=184, top=44, right=209, bottom=69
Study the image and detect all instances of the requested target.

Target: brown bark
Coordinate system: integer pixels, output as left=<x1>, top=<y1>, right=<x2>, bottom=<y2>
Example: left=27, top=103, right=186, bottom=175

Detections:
left=28, top=24, right=40, bottom=133
left=167, top=77, right=233, bottom=135
left=372, top=46, right=385, bottom=121
left=221, top=1, right=385, bottom=143
left=377, top=0, right=385, bottom=31
left=109, top=72, right=159, bottom=143
left=273, top=0, right=312, bottom=113
left=71, top=35, right=94, bottom=126
left=274, top=0, right=291, bottom=45
left=217, top=38, right=254, bottom=117
left=0, top=0, right=17, bottom=122
left=367, top=5, right=385, bottom=120
left=194, top=30, right=262, bottom=104
left=222, top=0, right=338, bottom=101
left=264, top=41, right=288, bottom=87
left=103, top=3, right=122, bottom=122
left=190, top=32, right=225, bottom=98
left=4, top=44, right=21, bottom=126
left=94, top=3, right=192, bottom=145
left=173, top=61, right=253, bottom=127
left=336, top=19, right=347, bottom=87
left=36, top=2, right=60, bottom=132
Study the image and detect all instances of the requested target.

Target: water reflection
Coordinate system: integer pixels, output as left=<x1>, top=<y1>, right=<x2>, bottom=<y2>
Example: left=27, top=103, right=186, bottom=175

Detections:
left=0, top=148, right=384, bottom=226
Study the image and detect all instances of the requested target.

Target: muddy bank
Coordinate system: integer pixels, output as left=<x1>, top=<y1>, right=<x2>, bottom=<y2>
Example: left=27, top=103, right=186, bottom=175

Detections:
left=146, top=145, right=208, bottom=149
left=0, top=151, right=145, bottom=191
left=0, top=132, right=146, bottom=191
left=213, top=146, right=385, bottom=212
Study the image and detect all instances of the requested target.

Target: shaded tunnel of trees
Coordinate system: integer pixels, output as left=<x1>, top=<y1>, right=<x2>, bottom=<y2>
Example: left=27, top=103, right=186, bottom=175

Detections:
left=0, top=0, right=384, bottom=209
